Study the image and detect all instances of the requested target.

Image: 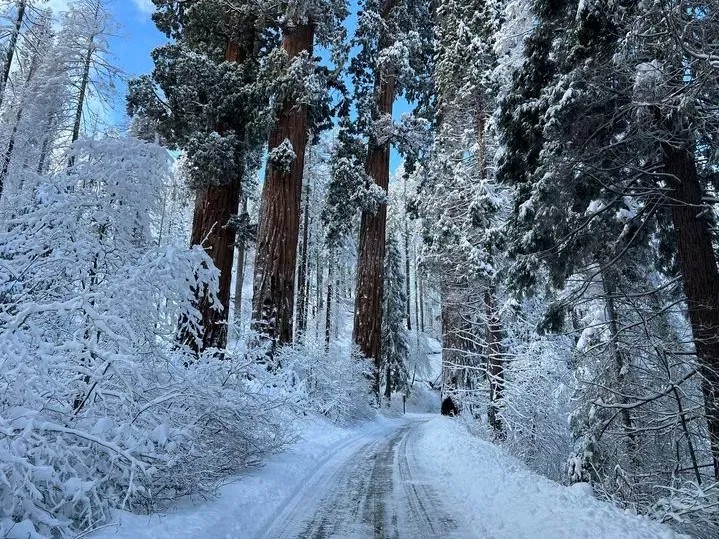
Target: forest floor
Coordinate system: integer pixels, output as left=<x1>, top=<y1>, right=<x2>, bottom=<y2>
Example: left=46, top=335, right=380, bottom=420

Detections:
left=93, top=403, right=679, bottom=539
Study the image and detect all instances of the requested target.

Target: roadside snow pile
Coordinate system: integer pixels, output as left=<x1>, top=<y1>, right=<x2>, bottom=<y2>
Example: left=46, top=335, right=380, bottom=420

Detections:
left=416, top=417, right=679, bottom=539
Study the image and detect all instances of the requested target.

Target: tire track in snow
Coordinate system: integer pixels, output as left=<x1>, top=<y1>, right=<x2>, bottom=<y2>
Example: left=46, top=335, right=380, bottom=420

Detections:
left=256, top=418, right=465, bottom=539
left=395, top=423, right=458, bottom=538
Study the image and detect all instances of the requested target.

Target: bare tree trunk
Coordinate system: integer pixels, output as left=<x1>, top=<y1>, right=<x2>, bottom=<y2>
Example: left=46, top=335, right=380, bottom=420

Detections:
left=664, top=140, right=719, bottom=481
left=353, top=3, right=397, bottom=396
left=0, top=0, right=26, bottom=109
left=485, top=289, right=505, bottom=436
left=71, top=45, right=92, bottom=145
left=252, top=23, right=314, bottom=354
left=296, top=179, right=311, bottom=338
left=70, top=0, right=102, bottom=149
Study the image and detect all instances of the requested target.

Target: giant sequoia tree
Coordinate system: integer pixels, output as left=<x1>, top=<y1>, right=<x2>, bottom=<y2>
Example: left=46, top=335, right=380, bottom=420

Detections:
left=128, top=0, right=276, bottom=351
left=351, top=0, right=433, bottom=395
left=251, top=0, right=347, bottom=352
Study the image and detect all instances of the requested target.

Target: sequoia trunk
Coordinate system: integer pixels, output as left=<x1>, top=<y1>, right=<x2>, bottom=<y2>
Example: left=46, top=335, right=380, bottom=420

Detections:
left=353, top=23, right=397, bottom=395
left=182, top=40, right=246, bottom=352
left=252, top=24, right=314, bottom=354
left=665, top=141, right=719, bottom=481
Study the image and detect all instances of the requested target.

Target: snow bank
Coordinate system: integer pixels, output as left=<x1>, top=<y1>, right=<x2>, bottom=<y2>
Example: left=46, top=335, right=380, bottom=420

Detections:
left=415, top=417, right=680, bottom=539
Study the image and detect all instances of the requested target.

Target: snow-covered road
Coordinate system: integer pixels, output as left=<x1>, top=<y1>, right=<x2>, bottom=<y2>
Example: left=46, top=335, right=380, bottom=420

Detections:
left=257, top=419, right=462, bottom=538
left=95, top=414, right=679, bottom=539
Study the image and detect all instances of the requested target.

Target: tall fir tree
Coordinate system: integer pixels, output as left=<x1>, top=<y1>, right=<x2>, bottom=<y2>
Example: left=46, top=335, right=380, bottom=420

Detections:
left=381, top=228, right=410, bottom=401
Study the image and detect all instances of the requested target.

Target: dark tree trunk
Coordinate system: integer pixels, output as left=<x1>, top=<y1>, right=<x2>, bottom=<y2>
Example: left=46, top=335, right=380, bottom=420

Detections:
left=0, top=120, right=18, bottom=196
left=418, top=272, right=426, bottom=333
left=296, top=180, right=311, bottom=338
left=315, top=247, right=324, bottom=339
left=181, top=40, right=246, bottom=353
left=71, top=41, right=93, bottom=145
left=252, top=23, right=314, bottom=353
left=440, top=285, right=466, bottom=410
left=664, top=141, right=719, bottom=481
left=325, top=250, right=334, bottom=351
left=0, top=0, right=25, bottom=109
left=0, top=34, right=44, bottom=198
left=353, top=27, right=397, bottom=396
left=334, top=265, right=340, bottom=340
left=414, top=260, right=420, bottom=332
left=485, top=289, right=505, bottom=436
left=601, top=269, right=637, bottom=454
left=186, top=179, right=242, bottom=350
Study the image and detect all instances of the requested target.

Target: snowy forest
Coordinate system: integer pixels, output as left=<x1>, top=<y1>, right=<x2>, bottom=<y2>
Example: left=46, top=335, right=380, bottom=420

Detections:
left=1, top=0, right=719, bottom=537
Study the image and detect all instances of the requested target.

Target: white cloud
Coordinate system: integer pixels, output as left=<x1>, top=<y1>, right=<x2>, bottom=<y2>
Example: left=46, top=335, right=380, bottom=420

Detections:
left=131, top=0, right=154, bottom=15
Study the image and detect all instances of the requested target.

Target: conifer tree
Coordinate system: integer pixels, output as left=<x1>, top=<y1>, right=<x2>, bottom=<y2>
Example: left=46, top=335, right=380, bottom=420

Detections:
left=498, top=0, right=719, bottom=485
left=381, top=228, right=409, bottom=402
left=251, top=0, right=347, bottom=353
left=128, top=0, right=276, bottom=351
left=351, top=0, right=434, bottom=396
left=422, top=0, right=507, bottom=419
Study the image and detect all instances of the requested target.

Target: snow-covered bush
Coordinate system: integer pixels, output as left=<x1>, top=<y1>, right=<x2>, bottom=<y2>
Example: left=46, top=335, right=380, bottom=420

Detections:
left=500, top=333, right=574, bottom=481
left=0, top=137, right=293, bottom=538
left=277, top=339, right=374, bottom=424
left=651, top=481, right=719, bottom=539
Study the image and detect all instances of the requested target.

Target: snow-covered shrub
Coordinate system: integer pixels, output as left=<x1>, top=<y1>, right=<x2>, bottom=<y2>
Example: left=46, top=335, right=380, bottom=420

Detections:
left=277, top=339, right=374, bottom=424
left=500, top=333, right=574, bottom=481
left=651, top=481, right=719, bottom=539
left=0, top=137, right=293, bottom=538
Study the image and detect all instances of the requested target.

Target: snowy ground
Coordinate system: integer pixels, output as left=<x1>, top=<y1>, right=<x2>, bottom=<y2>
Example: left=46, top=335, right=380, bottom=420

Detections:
left=93, top=406, right=678, bottom=539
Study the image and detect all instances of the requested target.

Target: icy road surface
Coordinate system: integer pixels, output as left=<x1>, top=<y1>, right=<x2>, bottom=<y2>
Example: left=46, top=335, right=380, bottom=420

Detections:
left=95, top=414, right=678, bottom=539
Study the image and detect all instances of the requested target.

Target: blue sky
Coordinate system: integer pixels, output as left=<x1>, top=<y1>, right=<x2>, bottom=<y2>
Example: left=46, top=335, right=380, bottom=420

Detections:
left=101, top=1, right=165, bottom=125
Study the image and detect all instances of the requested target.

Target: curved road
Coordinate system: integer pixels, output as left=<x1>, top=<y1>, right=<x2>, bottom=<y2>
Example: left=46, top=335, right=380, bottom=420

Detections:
left=256, top=418, right=468, bottom=539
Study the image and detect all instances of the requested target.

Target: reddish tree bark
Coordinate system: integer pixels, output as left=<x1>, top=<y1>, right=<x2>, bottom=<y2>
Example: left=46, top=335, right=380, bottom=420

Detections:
left=665, top=141, right=719, bottom=481
left=353, top=0, right=398, bottom=397
left=252, top=24, right=314, bottom=351
left=353, top=76, right=396, bottom=396
left=182, top=40, right=245, bottom=352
